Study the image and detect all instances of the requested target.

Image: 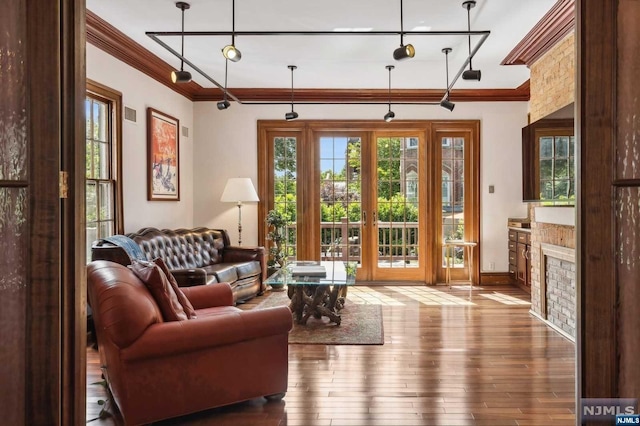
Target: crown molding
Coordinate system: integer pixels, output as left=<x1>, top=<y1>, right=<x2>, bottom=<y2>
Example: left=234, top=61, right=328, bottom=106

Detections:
left=86, top=10, right=201, bottom=100
left=86, top=10, right=530, bottom=103
left=193, top=86, right=530, bottom=103
left=501, top=0, right=575, bottom=67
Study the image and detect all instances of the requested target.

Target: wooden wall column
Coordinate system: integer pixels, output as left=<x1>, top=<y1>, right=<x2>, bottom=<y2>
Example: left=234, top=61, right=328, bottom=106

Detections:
left=578, top=0, right=640, bottom=421
left=0, top=0, right=85, bottom=424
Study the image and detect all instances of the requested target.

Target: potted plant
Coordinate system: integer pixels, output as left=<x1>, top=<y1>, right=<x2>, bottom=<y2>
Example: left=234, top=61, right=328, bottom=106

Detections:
left=265, top=209, right=289, bottom=286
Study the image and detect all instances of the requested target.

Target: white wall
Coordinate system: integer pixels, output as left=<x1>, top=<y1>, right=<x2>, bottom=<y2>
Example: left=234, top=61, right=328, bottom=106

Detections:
left=193, top=102, right=529, bottom=272
left=86, top=44, right=194, bottom=233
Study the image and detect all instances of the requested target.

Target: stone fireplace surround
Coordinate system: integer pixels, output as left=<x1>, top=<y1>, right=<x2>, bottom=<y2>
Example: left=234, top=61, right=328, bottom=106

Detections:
left=528, top=206, right=576, bottom=341
left=536, top=243, right=576, bottom=339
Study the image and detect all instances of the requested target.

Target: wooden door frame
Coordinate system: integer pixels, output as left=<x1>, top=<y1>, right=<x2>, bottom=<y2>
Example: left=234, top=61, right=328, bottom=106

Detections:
left=368, top=130, right=430, bottom=282
left=257, top=120, right=480, bottom=285
left=307, top=130, right=372, bottom=277
left=1, top=0, right=87, bottom=424
left=431, top=121, right=481, bottom=285
left=63, top=0, right=87, bottom=423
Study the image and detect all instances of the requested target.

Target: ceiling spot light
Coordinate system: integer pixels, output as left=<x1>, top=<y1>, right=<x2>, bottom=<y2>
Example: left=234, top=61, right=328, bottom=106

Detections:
left=170, top=2, right=192, bottom=84
left=222, top=0, right=242, bottom=62
left=393, top=0, right=415, bottom=61
left=171, top=70, right=192, bottom=84
left=440, top=47, right=455, bottom=112
left=440, top=98, right=455, bottom=111
left=383, top=65, right=395, bottom=122
left=285, top=65, right=298, bottom=121
left=462, top=69, right=481, bottom=80
left=461, top=0, right=481, bottom=81
left=222, top=45, right=241, bottom=62
left=393, top=44, right=415, bottom=61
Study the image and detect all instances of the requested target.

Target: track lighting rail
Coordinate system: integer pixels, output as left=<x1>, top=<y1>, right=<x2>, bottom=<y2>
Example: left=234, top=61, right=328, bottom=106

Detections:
left=147, top=29, right=490, bottom=37
left=238, top=101, right=440, bottom=106
left=148, top=32, right=489, bottom=106
left=150, top=0, right=490, bottom=109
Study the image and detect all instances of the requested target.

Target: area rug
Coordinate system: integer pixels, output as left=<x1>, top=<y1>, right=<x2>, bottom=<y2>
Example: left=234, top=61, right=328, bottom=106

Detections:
left=255, top=290, right=384, bottom=345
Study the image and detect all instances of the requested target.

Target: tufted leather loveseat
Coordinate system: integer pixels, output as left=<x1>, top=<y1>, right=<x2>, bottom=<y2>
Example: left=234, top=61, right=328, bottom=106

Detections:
left=92, top=227, right=267, bottom=303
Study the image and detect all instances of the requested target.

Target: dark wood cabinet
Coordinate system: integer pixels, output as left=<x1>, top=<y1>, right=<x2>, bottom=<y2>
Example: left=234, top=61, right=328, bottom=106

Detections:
left=509, top=229, right=531, bottom=291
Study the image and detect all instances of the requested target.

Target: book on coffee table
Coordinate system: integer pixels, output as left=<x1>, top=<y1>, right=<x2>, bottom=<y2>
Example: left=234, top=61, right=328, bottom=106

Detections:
left=289, top=264, right=327, bottom=277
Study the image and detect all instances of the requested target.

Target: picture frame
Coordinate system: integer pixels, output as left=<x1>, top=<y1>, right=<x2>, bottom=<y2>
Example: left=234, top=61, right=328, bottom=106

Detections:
left=147, top=107, right=180, bottom=201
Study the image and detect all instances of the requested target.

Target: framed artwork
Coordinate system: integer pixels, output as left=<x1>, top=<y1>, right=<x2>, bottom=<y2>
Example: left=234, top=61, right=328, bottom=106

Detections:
left=147, top=107, right=180, bottom=201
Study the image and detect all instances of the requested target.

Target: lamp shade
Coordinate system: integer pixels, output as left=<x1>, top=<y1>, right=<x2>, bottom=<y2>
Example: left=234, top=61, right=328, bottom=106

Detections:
left=220, top=178, right=259, bottom=203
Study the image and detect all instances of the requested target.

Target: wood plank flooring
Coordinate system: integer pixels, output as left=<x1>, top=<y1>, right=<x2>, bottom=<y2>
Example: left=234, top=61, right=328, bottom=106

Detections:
left=86, top=284, right=576, bottom=425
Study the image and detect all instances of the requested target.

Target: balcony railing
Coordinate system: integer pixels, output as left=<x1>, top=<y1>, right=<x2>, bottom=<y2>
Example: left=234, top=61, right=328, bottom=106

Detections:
left=277, top=218, right=465, bottom=267
left=318, top=218, right=418, bottom=263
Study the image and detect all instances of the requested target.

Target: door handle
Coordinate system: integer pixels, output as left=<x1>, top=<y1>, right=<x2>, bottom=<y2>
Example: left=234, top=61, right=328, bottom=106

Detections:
left=363, top=211, right=367, bottom=226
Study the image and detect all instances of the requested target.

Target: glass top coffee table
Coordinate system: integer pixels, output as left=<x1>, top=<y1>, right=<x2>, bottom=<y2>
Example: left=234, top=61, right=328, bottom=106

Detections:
left=265, top=261, right=357, bottom=325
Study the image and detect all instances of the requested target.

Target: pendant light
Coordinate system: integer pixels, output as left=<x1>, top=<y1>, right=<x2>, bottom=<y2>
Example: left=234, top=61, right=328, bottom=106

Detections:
left=285, top=65, right=298, bottom=120
left=383, top=65, right=395, bottom=122
left=440, top=47, right=455, bottom=111
left=217, top=59, right=231, bottom=110
left=222, top=0, right=242, bottom=62
left=393, top=0, right=415, bottom=61
left=461, top=0, right=481, bottom=81
left=170, top=2, right=192, bottom=84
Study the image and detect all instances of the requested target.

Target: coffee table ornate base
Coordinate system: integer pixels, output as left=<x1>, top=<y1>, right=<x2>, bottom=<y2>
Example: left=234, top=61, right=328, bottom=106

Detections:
left=288, top=284, right=347, bottom=325
left=265, top=261, right=356, bottom=326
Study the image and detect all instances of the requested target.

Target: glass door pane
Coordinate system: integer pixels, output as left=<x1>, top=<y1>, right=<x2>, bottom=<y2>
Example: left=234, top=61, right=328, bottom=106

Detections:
left=319, top=136, right=362, bottom=265
left=441, top=136, right=467, bottom=274
left=273, top=136, right=298, bottom=261
left=375, top=136, right=421, bottom=274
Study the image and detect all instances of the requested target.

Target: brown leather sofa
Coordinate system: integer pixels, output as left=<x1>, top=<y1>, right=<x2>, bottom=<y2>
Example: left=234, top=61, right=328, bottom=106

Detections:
left=92, top=227, right=267, bottom=303
left=87, top=260, right=292, bottom=425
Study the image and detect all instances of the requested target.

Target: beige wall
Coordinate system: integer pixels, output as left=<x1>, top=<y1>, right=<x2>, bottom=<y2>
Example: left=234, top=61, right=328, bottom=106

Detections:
left=86, top=44, right=195, bottom=233
left=529, top=31, right=576, bottom=123
left=193, top=101, right=529, bottom=272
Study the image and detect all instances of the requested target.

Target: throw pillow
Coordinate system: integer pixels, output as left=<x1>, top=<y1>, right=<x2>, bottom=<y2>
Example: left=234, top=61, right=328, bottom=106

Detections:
left=130, top=260, right=188, bottom=322
left=153, top=257, right=197, bottom=319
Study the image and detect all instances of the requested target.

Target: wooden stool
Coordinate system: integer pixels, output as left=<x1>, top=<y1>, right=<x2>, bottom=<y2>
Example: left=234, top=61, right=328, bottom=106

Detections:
left=444, top=241, right=477, bottom=296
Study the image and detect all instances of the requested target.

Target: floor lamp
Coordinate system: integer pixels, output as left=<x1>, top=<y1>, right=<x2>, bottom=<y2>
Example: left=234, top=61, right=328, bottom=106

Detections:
left=220, top=178, right=259, bottom=246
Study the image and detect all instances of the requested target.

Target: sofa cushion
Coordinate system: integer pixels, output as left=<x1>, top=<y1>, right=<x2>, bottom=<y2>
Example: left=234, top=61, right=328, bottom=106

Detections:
left=204, top=264, right=238, bottom=283
left=234, top=261, right=261, bottom=280
left=195, top=305, right=241, bottom=318
left=154, top=258, right=197, bottom=319
left=129, top=260, right=188, bottom=322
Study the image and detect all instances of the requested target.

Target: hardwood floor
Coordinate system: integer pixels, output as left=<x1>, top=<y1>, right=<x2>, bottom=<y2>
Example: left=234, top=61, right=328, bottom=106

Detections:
left=86, top=284, right=576, bottom=425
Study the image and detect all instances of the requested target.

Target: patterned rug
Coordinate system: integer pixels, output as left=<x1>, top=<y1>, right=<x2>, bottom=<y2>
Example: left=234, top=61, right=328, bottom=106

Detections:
left=255, top=290, right=384, bottom=345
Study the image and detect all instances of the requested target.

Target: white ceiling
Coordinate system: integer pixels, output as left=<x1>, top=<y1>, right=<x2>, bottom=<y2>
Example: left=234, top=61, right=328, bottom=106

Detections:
left=87, top=0, right=556, bottom=90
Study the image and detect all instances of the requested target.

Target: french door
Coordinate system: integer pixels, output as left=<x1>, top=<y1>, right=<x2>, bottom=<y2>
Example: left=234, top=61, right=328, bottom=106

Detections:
left=432, top=123, right=480, bottom=283
left=315, top=131, right=427, bottom=281
left=258, top=121, right=479, bottom=284
left=368, top=132, right=429, bottom=281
